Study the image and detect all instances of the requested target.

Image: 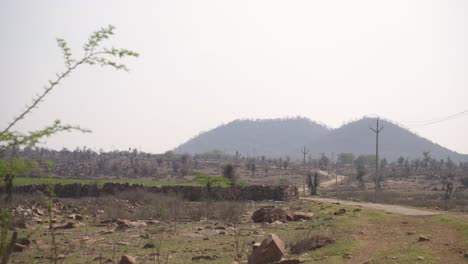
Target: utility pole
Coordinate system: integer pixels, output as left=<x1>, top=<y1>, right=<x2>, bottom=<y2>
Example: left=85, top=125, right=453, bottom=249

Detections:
left=301, top=146, right=309, bottom=195
left=370, top=117, right=384, bottom=202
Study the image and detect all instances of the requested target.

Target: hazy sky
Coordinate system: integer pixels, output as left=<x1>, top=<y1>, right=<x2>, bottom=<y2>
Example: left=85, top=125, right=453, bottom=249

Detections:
left=1, top=0, right=467, bottom=154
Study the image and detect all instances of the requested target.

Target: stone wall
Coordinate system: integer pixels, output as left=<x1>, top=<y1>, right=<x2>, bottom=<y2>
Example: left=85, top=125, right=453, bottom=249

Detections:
left=13, top=183, right=299, bottom=201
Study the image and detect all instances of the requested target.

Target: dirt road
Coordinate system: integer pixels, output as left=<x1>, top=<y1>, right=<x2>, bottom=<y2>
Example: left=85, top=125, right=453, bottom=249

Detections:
left=301, top=197, right=440, bottom=216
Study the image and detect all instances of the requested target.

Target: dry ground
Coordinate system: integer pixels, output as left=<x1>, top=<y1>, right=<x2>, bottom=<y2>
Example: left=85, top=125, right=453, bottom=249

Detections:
left=8, top=193, right=468, bottom=264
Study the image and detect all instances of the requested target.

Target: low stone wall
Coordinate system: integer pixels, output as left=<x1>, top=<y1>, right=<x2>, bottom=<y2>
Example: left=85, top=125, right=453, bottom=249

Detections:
left=13, top=183, right=299, bottom=201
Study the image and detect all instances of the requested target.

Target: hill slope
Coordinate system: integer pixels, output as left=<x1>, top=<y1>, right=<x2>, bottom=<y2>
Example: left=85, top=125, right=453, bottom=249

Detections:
left=175, top=117, right=468, bottom=162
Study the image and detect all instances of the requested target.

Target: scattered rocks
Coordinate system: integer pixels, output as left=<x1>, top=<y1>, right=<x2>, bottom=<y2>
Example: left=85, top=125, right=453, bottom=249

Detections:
left=248, top=234, right=286, bottom=264
left=119, top=254, right=137, bottom=264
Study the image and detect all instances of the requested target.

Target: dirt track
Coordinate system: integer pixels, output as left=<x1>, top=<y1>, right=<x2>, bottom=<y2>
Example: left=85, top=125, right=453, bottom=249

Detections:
left=301, top=197, right=440, bottom=216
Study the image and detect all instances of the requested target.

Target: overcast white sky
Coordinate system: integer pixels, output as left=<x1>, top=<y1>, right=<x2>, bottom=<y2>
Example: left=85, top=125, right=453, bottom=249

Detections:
left=1, top=0, right=467, bottom=154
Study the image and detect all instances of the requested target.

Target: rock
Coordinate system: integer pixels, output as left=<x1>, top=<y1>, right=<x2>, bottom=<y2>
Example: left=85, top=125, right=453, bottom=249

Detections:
left=252, top=207, right=294, bottom=223
left=119, top=254, right=137, bottom=264
left=279, top=259, right=303, bottom=264
left=214, top=226, right=226, bottom=230
left=100, top=219, right=114, bottom=224
left=74, top=214, right=83, bottom=220
left=143, top=243, right=155, bottom=249
left=352, top=208, right=362, bottom=213
left=293, top=212, right=314, bottom=221
left=252, top=206, right=274, bottom=223
left=289, top=235, right=335, bottom=254
left=252, top=242, right=261, bottom=250
left=272, top=221, right=283, bottom=225
left=53, top=222, right=78, bottom=229
left=13, top=243, right=28, bottom=252
left=334, top=209, right=346, bottom=216
left=18, top=238, right=32, bottom=246
left=68, top=214, right=83, bottom=220
left=284, top=209, right=295, bottom=221
left=115, top=219, right=132, bottom=230
left=464, top=252, right=468, bottom=258
left=343, top=252, right=352, bottom=259
left=417, top=256, right=424, bottom=260
left=146, top=220, right=161, bottom=225
left=248, top=234, right=286, bottom=264
left=406, top=231, right=416, bottom=236
left=418, top=235, right=430, bottom=242
left=192, top=255, right=218, bottom=261
left=33, top=208, right=44, bottom=216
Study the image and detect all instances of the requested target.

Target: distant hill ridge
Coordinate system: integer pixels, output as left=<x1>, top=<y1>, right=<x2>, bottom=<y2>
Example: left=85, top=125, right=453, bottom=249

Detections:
left=175, top=117, right=468, bottom=162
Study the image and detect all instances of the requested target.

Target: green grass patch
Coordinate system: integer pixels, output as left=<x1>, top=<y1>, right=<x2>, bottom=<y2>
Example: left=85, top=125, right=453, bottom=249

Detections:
left=363, top=209, right=400, bottom=222
left=432, top=215, right=468, bottom=245
left=13, top=176, right=192, bottom=187
left=374, top=244, right=437, bottom=264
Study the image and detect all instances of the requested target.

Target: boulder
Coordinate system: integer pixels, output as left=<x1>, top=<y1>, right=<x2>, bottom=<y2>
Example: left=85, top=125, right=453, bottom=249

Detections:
left=248, top=234, right=286, bottom=264
left=252, top=207, right=292, bottom=223
left=119, top=254, right=136, bottom=264
left=293, top=212, right=314, bottom=221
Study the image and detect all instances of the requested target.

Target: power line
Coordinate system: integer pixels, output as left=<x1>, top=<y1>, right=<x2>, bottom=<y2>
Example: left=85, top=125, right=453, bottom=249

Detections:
left=405, top=109, right=468, bottom=128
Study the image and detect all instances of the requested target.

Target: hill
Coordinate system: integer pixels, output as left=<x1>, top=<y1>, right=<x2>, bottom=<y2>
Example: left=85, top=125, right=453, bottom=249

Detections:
left=175, top=117, right=330, bottom=157
left=308, top=118, right=467, bottom=162
left=175, top=117, right=468, bottom=162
